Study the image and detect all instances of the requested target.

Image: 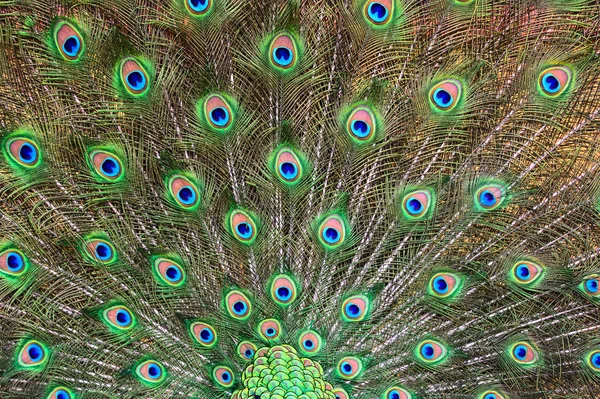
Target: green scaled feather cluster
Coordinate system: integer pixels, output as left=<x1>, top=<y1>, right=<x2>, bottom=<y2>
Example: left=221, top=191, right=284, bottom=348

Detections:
left=234, top=345, right=335, bottom=399
left=1, top=0, right=600, bottom=398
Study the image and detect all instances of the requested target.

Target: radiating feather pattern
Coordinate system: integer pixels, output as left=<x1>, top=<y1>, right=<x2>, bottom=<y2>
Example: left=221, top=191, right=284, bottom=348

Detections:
left=0, top=0, right=599, bottom=398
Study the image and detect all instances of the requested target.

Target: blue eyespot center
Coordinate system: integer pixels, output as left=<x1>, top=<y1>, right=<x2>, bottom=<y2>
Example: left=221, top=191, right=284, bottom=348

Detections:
left=95, top=243, right=112, bottom=261
left=323, top=227, right=340, bottom=243
left=210, top=107, right=229, bottom=126
left=341, top=362, right=353, bottom=374
left=6, top=252, right=23, bottom=271
left=148, top=364, right=160, bottom=378
left=516, top=264, right=530, bottom=280
left=245, top=349, right=254, bottom=358
left=368, top=2, right=389, bottom=22
left=484, top=394, right=497, bottom=399
left=276, top=286, right=291, bottom=300
left=222, top=371, right=231, bottom=382
left=200, top=328, right=213, bottom=342
left=542, top=73, right=560, bottom=93
left=233, top=300, right=247, bottom=314
left=346, top=302, right=361, bottom=317
left=480, top=190, right=496, bottom=206
left=389, top=391, right=400, bottom=399
left=19, top=143, right=36, bottom=163
left=304, top=339, right=314, bottom=349
left=422, top=343, right=435, bottom=358
left=56, top=390, right=69, bottom=399
left=279, top=162, right=298, bottom=180
left=351, top=120, right=370, bottom=137
left=592, top=353, right=600, bottom=367
left=585, top=279, right=598, bottom=293
left=116, top=309, right=131, bottom=326
left=273, top=47, right=292, bottom=66
left=266, top=327, right=276, bottom=336
left=63, top=36, right=81, bottom=57
left=101, top=157, right=119, bottom=177
left=165, top=266, right=181, bottom=281
left=514, top=345, right=527, bottom=360
left=177, top=186, right=196, bottom=205
left=189, top=0, right=208, bottom=12
left=28, top=344, right=43, bottom=362
left=126, top=71, right=146, bottom=91
left=434, top=88, right=453, bottom=107
left=236, top=222, right=253, bottom=239
left=407, top=198, right=423, bottom=214
left=434, top=276, right=448, bottom=294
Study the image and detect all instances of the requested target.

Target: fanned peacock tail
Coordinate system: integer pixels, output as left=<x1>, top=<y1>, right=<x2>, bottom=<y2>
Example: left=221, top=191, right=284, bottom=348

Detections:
left=1, top=0, right=600, bottom=398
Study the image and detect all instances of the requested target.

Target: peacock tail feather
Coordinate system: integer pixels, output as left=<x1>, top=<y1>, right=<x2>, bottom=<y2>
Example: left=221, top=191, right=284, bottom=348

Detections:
left=1, top=0, right=600, bottom=398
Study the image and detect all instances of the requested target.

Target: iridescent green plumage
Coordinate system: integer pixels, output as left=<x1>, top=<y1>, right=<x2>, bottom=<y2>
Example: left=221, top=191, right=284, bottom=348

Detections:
left=235, top=346, right=336, bottom=399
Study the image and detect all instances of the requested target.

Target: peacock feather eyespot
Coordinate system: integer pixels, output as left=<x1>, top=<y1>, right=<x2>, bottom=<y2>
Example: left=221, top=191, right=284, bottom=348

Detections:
left=237, top=341, right=258, bottom=360
left=381, top=386, right=413, bottom=399
left=258, top=319, right=282, bottom=341
left=507, top=341, right=539, bottom=367
left=429, top=79, right=462, bottom=112
left=134, top=359, right=167, bottom=386
left=333, top=387, right=350, bottom=399
left=474, top=182, right=507, bottom=211
left=227, top=209, right=259, bottom=245
left=82, top=235, right=117, bottom=265
left=476, top=390, right=506, bottom=399
left=345, top=105, right=378, bottom=144
left=316, top=213, right=348, bottom=250
left=101, top=305, right=136, bottom=332
left=52, top=20, right=84, bottom=62
left=87, top=148, right=124, bottom=182
left=0, top=247, right=30, bottom=278
left=538, top=66, right=572, bottom=98
left=427, top=272, right=464, bottom=301
left=185, top=0, right=212, bottom=17
left=117, top=57, right=151, bottom=98
left=336, top=356, right=363, bottom=380
left=213, top=365, right=235, bottom=388
left=189, top=321, right=217, bottom=348
left=414, top=338, right=449, bottom=366
left=17, top=339, right=50, bottom=370
left=269, top=273, right=299, bottom=307
left=46, top=386, right=75, bottom=399
left=297, top=330, right=324, bottom=356
left=198, top=93, right=237, bottom=133
left=225, top=289, right=252, bottom=320
left=401, top=188, right=435, bottom=220
left=584, top=349, right=600, bottom=374
left=363, top=0, right=394, bottom=27
left=578, top=274, right=600, bottom=300
left=268, top=33, right=300, bottom=72
left=269, top=146, right=307, bottom=186
left=508, top=260, right=545, bottom=289
left=166, top=173, right=201, bottom=211
left=152, top=256, right=186, bottom=288
left=341, top=294, right=370, bottom=322
left=4, top=134, right=42, bottom=169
